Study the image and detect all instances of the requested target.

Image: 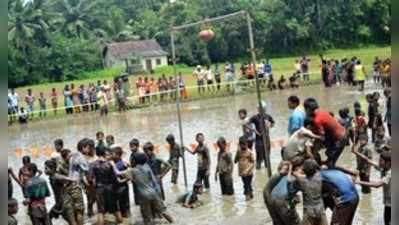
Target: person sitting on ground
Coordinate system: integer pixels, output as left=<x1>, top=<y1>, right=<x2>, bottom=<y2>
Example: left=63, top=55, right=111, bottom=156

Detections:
left=267, top=74, right=277, bottom=91
left=18, top=107, right=28, bottom=124
left=176, top=182, right=204, bottom=209
left=289, top=71, right=300, bottom=88
left=278, top=75, right=288, bottom=90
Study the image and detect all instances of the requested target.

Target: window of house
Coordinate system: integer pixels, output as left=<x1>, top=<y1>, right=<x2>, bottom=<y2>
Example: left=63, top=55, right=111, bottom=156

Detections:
left=156, top=58, right=161, bottom=65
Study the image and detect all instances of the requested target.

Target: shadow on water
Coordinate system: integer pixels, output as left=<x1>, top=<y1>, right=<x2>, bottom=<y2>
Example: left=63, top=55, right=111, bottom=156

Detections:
left=8, top=84, right=383, bottom=225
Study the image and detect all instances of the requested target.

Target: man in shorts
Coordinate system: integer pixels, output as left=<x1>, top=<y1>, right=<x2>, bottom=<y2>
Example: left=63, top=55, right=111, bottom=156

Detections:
left=193, top=65, right=205, bottom=94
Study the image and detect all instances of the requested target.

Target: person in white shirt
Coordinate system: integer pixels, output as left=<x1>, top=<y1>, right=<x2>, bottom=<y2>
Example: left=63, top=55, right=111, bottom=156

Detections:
left=193, top=65, right=205, bottom=94
left=224, top=63, right=234, bottom=92
left=205, top=65, right=215, bottom=92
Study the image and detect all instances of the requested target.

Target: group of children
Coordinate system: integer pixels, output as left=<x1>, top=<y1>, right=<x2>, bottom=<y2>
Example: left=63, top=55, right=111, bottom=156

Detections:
left=264, top=88, right=391, bottom=225
left=8, top=86, right=391, bottom=225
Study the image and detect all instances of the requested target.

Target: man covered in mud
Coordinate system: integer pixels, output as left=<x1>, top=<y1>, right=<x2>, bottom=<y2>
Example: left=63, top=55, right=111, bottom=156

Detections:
left=58, top=149, right=86, bottom=225
left=143, top=142, right=172, bottom=200
left=166, top=134, right=182, bottom=185
left=287, top=159, right=328, bottom=225
left=111, top=146, right=131, bottom=221
left=263, top=161, right=301, bottom=225
left=176, top=182, right=204, bottom=209
left=249, top=101, right=275, bottom=170
left=303, top=98, right=346, bottom=167
left=23, top=163, right=52, bottom=225
left=215, top=137, right=234, bottom=195
left=189, top=133, right=211, bottom=190
left=51, top=138, right=64, bottom=160
left=112, top=152, right=174, bottom=225
left=129, top=138, right=141, bottom=205
left=234, top=136, right=255, bottom=201
left=88, top=145, right=122, bottom=225
left=44, top=159, right=77, bottom=225
left=76, top=138, right=97, bottom=218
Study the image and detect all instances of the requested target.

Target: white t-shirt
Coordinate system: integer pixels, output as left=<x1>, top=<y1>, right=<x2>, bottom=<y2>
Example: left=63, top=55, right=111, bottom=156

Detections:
left=194, top=70, right=204, bottom=81
left=206, top=69, right=213, bottom=80
left=283, top=127, right=314, bottom=161
left=9, top=93, right=19, bottom=107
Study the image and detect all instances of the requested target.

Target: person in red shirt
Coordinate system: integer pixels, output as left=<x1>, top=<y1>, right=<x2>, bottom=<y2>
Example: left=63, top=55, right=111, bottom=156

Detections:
left=303, top=98, right=347, bottom=167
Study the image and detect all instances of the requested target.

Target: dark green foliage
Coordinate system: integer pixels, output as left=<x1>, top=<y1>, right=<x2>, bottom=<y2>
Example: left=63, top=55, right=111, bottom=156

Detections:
left=8, top=0, right=390, bottom=87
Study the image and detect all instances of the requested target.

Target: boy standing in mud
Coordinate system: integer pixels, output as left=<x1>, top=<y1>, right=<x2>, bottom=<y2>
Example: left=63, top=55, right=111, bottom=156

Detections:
left=58, top=149, right=85, bottom=225
left=24, top=163, right=52, bottom=225
left=95, top=131, right=106, bottom=150
left=189, top=133, right=211, bottom=190
left=129, top=138, right=141, bottom=205
left=44, top=159, right=77, bottom=225
left=144, top=142, right=172, bottom=200
left=287, top=159, right=328, bottom=225
left=234, top=136, right=255, bottom=201
left=111, top=146, right=131, bottom=222
left=88, top=146, right=121, bottom=225
left=215, top=137, right=234, bottom=195
left=112, top=152, right=174, bottom=225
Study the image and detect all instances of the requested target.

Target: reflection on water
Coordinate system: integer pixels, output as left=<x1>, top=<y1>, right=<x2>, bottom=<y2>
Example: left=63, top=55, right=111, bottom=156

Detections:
left=8, top=84, right=383, bottom=225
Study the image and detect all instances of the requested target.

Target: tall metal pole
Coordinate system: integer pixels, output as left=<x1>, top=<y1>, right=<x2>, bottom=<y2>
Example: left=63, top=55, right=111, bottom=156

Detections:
left=246, top=12, right=272, bottom=177
left=170, top=29, right=189, bottom=188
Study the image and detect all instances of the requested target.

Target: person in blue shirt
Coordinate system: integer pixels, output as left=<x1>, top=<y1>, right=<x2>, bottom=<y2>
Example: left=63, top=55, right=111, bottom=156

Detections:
left=320, top=168, right=359, bottom=225
left=264, top=59, right=272, bottom=78
left=263, top=161, right=301, bottom=225
left=288, top=95, right=305, bottom=136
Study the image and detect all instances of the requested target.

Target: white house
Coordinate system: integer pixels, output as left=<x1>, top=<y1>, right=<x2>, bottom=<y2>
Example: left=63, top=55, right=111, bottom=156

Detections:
left=102, top=40, right=168, bottom=72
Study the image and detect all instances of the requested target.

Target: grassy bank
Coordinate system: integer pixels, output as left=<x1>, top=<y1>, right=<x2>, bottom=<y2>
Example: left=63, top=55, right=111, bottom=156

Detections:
left=10, top=46, right=390, bottom=122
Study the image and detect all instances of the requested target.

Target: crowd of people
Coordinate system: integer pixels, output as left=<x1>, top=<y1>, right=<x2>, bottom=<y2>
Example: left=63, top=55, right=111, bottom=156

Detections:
left=8, top=78, right=391, bottom=225
left=8, top=55, right=391, bottom=126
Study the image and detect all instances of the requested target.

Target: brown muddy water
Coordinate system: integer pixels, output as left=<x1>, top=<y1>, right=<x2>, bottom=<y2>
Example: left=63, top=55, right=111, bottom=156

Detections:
left=8, top=84, right=384, bottom=225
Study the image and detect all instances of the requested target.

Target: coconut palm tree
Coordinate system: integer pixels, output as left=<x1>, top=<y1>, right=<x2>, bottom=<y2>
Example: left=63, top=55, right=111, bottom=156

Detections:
left=8, top=0, right=52, bottom=54
left=53, top=0, right=101, bottom=38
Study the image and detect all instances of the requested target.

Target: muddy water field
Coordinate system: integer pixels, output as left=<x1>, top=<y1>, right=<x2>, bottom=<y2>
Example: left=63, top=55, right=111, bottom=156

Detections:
left=8, top=83, right=385, bottom=225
